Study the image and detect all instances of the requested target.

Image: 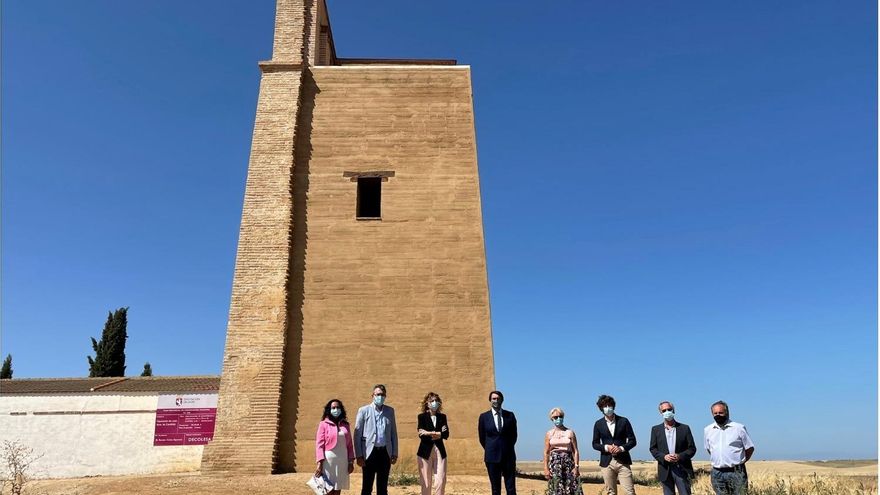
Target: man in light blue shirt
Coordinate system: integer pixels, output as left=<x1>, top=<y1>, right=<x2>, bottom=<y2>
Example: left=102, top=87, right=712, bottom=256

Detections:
left=354, top=384, right=398, bottom=495
left=703, top=401, right=754, bottom=495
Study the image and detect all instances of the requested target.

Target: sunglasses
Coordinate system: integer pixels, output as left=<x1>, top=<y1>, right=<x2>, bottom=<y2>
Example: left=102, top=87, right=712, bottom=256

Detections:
left=660, top=408, right=673, bottom=413
left=551, top=416, right=564, bottom=420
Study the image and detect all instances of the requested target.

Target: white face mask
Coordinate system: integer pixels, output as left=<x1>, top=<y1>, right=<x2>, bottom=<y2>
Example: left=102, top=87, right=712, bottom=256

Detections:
left=429, top=401, right=440, bottom=411
left=662, top=410, right=675, bottom=421
left=330, top=408, right=342, bottom=418
left=603, top=407, right=615, bottom=417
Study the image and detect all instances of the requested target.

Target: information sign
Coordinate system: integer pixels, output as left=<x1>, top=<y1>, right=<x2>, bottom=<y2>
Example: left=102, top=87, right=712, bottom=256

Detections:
left=153, top=394, right=217, bottom=446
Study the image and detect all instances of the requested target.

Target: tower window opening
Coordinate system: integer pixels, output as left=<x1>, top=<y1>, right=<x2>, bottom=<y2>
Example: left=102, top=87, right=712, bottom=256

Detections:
left=357, top=177, right=382, bottom=219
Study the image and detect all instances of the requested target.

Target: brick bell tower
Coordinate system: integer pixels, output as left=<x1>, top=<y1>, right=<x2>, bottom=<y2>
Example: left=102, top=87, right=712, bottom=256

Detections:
left=202, top=0, right=496, bottom=474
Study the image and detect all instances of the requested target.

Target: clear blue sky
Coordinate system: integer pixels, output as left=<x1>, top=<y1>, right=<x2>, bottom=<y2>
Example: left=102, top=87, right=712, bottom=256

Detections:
left=2, top=1, right=876, bottom=461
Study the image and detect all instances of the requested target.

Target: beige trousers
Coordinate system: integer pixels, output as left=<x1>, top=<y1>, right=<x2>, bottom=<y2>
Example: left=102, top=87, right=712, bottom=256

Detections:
left=417, top=446, right=447, bottom=495
left=601, top=458, right=635, bottom=495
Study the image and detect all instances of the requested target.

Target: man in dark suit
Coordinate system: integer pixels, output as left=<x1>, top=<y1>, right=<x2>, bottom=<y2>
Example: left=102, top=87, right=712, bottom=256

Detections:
left=591, top=394, right=637, bottom=495
left=649, top=401, right=697, bottom=495
left=478, top=390, right=517, bottom=495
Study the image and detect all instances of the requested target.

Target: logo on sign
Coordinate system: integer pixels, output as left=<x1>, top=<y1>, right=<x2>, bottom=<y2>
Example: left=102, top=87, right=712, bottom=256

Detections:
left=175, top=397, right=183, bottom=406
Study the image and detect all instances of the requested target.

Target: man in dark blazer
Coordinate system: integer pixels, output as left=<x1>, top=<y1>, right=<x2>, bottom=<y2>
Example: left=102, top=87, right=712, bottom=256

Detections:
left=649, top=401, right=697, bottom=495
left=591, top=394, right=637, bottom=495
left=478, top=390, right=517, bottom=495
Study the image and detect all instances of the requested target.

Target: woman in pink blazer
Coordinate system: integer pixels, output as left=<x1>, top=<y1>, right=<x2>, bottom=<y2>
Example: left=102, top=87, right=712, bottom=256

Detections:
left=315, top=399, right=356, bottom=494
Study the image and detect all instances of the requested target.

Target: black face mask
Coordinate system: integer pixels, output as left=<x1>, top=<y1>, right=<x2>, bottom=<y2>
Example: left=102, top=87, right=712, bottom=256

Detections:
left=713, top=414, right=728, bottom=425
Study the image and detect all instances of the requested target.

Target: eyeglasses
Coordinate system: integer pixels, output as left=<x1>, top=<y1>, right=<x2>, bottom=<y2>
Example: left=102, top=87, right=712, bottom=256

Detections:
left=660, top=408, right=673, bottom=413
left=551, top=416, right=563, bottom=420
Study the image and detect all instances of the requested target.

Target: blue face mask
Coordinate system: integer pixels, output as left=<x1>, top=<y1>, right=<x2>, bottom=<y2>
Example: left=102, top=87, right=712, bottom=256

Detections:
left=429, top=401, right=440, bottom=411
left=373, top=395, right=385, bottom=407
left=330, top=408, right=342, bottom=418
left=603, top=407, right=615, bottom=417
left=553, top=417, right=564, bottom=427
left=662, top=411, right=675, bottom=421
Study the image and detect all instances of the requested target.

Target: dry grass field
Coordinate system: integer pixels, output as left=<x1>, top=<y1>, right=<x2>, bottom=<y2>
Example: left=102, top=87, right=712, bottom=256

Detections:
left=21, top=460, right=876, bottom=495
left=521, top=460, right=877, bottom=495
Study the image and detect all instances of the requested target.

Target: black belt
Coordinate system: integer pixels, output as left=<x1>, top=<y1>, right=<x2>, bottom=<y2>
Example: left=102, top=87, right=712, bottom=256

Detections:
left=713, top=464, right=745, bottom=473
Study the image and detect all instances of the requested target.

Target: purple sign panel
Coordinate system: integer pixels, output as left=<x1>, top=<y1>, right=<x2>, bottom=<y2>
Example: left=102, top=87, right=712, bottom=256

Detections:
left=153, top=394, right=218, bottom=446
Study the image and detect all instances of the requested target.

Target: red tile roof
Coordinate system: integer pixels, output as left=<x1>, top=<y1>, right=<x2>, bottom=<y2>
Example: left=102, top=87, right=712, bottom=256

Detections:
left=0, top=376, right=220, bottom=395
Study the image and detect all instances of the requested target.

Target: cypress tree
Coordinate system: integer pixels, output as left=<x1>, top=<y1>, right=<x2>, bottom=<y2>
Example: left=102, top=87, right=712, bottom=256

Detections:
left=0, top=354, right=12, bottom=379
left=88, top=307, right=129, bottom=377
left=88, top=312, right=112, bottom=377
left=141, top=362, right=153, bottom=377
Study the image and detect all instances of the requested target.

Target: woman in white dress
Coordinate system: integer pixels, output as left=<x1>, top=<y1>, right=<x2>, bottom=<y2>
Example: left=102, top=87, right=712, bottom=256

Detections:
left=315, top=399, right=355, bottom=495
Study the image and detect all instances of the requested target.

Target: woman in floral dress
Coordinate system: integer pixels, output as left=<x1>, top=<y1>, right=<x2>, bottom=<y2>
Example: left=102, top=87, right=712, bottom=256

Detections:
left=543, top=407, right=582, bottom=495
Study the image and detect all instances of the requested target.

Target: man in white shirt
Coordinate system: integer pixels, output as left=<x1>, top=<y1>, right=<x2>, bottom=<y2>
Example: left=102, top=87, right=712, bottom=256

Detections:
left=703, top=400, right=754, bottom=495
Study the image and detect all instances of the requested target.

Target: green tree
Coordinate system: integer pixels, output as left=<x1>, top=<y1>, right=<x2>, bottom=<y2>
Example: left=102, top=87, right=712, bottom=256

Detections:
left=0, top=354, right=12, bottom=379
left=87, top=307, right=129, bottom=377
left=140, top=362, right=153, bottom=377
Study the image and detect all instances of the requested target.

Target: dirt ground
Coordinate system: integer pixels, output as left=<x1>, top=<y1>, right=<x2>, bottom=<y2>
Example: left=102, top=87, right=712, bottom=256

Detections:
left=26, top=461, right=877, bottom=495
left=29, top=472, right=648, bottom=495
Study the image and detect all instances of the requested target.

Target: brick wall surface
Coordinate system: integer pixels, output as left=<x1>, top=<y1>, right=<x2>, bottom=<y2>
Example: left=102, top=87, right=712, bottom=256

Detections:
left=277, top=66, right=495, bottom=474
left=202, top=0, right=316, bottom=475
left=200, top=68, right=304, bottom=474
left=272, top=0, right=312, bottom=63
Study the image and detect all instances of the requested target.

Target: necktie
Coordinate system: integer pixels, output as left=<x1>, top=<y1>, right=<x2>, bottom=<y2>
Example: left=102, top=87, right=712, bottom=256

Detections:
left=495, top=412, right=501, bottom=432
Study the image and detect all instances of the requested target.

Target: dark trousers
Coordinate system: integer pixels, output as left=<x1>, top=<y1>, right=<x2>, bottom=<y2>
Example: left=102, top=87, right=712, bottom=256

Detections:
left=362, top=448, right=391, bottom=495
left=710, top=466, right=748, bottom=495
left=485, top=458, right=516, bottom=495
left=660, top=465, right=692, bottom=495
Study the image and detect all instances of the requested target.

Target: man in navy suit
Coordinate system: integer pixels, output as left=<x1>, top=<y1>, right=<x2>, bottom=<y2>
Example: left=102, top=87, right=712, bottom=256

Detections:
left=478, top=390, right=517, bottom=495
left=592, top=394, right=637, bottom=495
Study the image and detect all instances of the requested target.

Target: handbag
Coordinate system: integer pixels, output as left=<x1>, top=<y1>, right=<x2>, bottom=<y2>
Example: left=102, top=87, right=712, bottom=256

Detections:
left=306, top=473, right=332, bottom=495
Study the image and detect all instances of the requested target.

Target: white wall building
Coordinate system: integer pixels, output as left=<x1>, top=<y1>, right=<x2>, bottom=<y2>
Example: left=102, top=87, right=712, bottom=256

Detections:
left=0, top=376, right=219, bottom=479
